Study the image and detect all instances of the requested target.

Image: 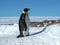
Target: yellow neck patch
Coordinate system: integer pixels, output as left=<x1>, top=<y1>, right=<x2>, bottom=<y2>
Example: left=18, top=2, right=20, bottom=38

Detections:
left=22, top=11, right=27, bottom=14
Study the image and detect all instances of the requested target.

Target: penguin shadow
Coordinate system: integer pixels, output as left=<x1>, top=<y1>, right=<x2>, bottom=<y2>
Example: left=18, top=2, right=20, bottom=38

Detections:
left=16, top=25, right=48, bottom=38
left=29, top=25, right=48, bottom=36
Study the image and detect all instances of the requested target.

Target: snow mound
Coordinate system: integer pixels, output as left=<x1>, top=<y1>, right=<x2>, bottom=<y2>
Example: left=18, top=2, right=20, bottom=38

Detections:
left=45, top=24, right=60, bottom=38
left=0, top=24, right=19, bottom=36
left=0, top=24, right=60, bottom=45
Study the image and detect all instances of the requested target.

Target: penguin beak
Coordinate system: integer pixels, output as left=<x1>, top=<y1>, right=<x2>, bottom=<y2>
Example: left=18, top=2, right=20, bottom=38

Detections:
left=29, top=8, right=31, bottom=10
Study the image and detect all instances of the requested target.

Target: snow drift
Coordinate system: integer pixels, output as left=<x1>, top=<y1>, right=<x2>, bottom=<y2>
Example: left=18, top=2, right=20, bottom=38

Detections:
left=0, top=24, right=60, bottom=45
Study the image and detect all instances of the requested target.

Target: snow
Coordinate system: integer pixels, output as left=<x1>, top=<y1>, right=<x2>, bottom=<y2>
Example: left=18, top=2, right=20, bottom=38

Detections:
left=0, top=16, right=60, bottom=24
left=0, top=24, right=60, bottom=45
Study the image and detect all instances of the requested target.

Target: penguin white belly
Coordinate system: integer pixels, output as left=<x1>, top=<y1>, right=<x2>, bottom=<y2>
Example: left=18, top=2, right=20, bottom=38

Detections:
left=23, top=14, right=30, bottom=36
left=23, top=30, right=29, bottom=36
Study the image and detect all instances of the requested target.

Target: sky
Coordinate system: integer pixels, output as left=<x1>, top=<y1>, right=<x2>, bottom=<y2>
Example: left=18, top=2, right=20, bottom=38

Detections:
left=0, top=0, right=60, bottom=17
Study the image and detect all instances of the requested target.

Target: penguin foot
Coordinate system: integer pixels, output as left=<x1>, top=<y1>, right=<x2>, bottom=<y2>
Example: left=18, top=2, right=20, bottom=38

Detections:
left=26, top=34, right=29, bottom=36
left=16, top=35, right=24, bottom=38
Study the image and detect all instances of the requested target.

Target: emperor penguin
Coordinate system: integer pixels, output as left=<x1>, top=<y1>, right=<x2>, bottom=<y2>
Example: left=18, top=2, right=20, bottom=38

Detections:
left=17, top=8, right=30, bottom=38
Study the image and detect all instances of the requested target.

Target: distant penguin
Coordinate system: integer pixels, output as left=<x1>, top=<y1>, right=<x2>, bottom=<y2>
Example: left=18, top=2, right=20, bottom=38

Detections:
left=17, top=8, right=30, bottom=38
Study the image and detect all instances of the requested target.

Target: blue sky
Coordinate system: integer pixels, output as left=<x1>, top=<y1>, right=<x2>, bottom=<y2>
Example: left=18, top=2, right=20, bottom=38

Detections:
left=0, top=0, right=60, bottom=17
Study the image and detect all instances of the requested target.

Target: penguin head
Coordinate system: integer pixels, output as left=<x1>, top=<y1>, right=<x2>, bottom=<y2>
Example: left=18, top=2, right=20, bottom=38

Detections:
left=23, top=8, right=30, bottom=12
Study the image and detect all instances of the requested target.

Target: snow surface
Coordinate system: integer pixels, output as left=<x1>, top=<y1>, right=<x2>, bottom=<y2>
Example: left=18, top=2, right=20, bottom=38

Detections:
left=0, top=16, right=60, bottom=24
left=0, top=24, right=60, bottom=45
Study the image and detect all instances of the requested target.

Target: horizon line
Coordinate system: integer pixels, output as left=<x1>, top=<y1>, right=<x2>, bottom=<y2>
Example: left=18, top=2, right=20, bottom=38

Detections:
left=0, top=16, right=60, bottom=17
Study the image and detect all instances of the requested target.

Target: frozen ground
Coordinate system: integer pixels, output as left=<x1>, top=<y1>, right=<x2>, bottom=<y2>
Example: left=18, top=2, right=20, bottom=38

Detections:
left=0, top=24, right=60, bottom=45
